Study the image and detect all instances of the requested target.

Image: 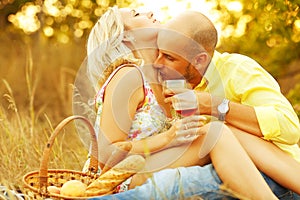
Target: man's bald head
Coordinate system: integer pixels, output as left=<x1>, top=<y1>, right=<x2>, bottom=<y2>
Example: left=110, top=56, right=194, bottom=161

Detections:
left=164, top=11, right=218, bottom=56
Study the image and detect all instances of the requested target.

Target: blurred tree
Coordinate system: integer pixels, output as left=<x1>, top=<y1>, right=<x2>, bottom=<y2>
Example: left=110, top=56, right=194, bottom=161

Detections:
left=0, top=0, right=33, bottom=28
left=2, top=0, right=299, bottom=63
left=211, top=0, right=300, bottom=116
left=0, top=0, right=140, bottom=42
left=287, top=83, right=300, bottom=117
left=213, top=0, right=300, bottom=77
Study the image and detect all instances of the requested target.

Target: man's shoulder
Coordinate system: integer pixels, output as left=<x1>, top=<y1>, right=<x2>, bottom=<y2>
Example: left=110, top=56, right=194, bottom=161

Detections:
left=216, top=51, right=253, bottom=62
left=214, top=51, right=261, bottom=69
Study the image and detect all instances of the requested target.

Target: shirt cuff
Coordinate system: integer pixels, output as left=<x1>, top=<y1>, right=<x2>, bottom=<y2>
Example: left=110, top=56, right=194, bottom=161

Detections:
left=255, top=106, right=281, bottom=140
left=272, top=142, right=300, bottom=163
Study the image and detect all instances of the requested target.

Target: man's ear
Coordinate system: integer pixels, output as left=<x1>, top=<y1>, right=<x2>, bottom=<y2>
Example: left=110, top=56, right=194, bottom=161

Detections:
left=193, top=52, right=210, bottom=66
left=192, top=52, right=210, bottom=74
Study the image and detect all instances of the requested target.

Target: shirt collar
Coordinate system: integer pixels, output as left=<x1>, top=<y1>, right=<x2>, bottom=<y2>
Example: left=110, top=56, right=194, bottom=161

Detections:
left=194, top=51, right=220, bottom=91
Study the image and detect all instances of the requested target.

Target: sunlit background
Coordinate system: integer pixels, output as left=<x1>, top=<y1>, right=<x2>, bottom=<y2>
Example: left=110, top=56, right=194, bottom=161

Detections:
left=136, top=0, right=246, bottom=42
left=5, top=0, right=251, bottom=44
left=0, top=0, right=299, bottom=188
left=6, top=0, right=300, bottom=44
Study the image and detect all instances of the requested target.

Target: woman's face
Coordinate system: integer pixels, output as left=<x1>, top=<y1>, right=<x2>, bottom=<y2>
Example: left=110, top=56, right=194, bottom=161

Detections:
left=120, top=8, right=161, bottom=30
left=120, top=8, right=161, bottom=51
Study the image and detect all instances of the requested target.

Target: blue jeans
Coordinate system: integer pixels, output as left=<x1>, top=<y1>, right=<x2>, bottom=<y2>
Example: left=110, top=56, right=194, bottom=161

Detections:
left=90, top=164, right=300, bottom=200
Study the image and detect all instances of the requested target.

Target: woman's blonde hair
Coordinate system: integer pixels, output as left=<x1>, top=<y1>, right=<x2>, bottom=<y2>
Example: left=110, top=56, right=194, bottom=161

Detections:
left=87, top=6, right=142, bottom=92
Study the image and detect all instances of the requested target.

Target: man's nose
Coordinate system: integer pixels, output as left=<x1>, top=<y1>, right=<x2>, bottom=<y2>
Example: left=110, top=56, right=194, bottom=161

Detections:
left=153, top=54, right=163, bottom=69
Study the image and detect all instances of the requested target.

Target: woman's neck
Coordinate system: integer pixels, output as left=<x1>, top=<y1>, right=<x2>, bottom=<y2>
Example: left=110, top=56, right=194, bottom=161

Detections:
left=134, top=47, right=173, bottom=118
left=133, top=46, right=158, bottom=83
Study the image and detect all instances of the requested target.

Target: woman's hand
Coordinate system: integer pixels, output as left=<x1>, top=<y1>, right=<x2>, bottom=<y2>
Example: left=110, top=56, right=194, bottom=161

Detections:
left=166, top=115, right=207, bottom=148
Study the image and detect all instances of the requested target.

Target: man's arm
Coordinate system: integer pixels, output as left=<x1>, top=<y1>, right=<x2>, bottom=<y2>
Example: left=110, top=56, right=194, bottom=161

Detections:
left=197, top=58, right=300, bottom=144
left=197, top=92, right=263, bottom=137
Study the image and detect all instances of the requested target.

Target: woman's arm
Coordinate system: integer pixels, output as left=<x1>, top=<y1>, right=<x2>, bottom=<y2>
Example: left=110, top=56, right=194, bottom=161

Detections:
left=99, top=67, right=176, bottom=157
left=99, top=66, right=205, bottom=160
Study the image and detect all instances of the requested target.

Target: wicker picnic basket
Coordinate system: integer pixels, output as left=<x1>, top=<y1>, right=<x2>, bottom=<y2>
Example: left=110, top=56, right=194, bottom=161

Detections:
left=22, top=115, right=102, bottom=200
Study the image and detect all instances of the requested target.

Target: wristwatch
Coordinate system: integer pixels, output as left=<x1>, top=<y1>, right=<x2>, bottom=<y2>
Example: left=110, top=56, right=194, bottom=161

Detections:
left=217, top=99, right=230, bottom=121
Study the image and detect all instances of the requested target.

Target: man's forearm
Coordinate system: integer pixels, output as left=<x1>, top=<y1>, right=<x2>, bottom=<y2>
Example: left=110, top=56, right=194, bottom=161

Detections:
left=198, top=92, right=263, bottom=137
left=225, top=101, right=263, bottom=137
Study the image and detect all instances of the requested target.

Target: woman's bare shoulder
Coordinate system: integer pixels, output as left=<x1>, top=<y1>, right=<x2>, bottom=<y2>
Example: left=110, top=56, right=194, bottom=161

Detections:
left=105, top=65, right=144, bottom=99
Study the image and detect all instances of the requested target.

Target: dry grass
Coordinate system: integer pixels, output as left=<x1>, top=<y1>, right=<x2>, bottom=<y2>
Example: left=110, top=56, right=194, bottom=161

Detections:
left=0, top=32, right=88, bottom=190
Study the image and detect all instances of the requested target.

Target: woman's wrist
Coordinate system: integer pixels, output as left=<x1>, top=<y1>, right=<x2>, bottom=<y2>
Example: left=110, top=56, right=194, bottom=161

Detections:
left=162, top=128, right=176, bottom=148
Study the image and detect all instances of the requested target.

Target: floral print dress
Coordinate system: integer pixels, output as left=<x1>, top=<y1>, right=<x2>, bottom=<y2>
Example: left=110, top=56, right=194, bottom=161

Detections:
left=94, top=64, right=168, bottom=192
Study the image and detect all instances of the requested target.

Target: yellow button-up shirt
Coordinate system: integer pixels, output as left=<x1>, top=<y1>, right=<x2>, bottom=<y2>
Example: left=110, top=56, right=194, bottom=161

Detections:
left=194, top=51, right=300, bottom=162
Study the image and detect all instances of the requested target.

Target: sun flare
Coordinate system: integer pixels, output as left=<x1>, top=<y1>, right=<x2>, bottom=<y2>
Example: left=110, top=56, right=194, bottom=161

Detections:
left=136, top=0, right=222, bottom=44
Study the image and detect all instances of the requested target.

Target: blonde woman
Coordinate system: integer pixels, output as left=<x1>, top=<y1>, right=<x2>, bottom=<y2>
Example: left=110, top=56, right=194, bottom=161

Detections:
left=83, top=6, right=299, bottom=199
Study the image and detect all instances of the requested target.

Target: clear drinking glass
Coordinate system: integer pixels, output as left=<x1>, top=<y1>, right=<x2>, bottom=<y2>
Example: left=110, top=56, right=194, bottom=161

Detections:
left=172, top=90, right=198, bottom=118
left=163, top=80, right=197, bottom=118
left=163, top=79, right=187, bottom=98
left=163, top=80, right=199, bottom=139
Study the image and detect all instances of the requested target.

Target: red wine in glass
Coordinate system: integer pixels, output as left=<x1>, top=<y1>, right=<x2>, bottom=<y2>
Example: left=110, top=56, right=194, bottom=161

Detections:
left=175, top=108, right=197, bottom=117
left=173, top=90, right=198, bottom=118
left=165, top=93, right=175, bottom=98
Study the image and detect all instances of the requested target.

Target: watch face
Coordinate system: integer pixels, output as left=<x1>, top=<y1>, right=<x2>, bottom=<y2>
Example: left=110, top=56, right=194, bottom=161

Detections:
left=218, top=100, right=229, bottom=121
left=218, top=103, right=228, bottom=113
left=218, top=99, right=229, bottom=121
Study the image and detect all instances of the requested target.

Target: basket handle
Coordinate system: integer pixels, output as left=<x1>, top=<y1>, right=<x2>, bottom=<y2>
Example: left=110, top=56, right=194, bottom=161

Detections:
left=38, top=115, right=98, bottom=189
